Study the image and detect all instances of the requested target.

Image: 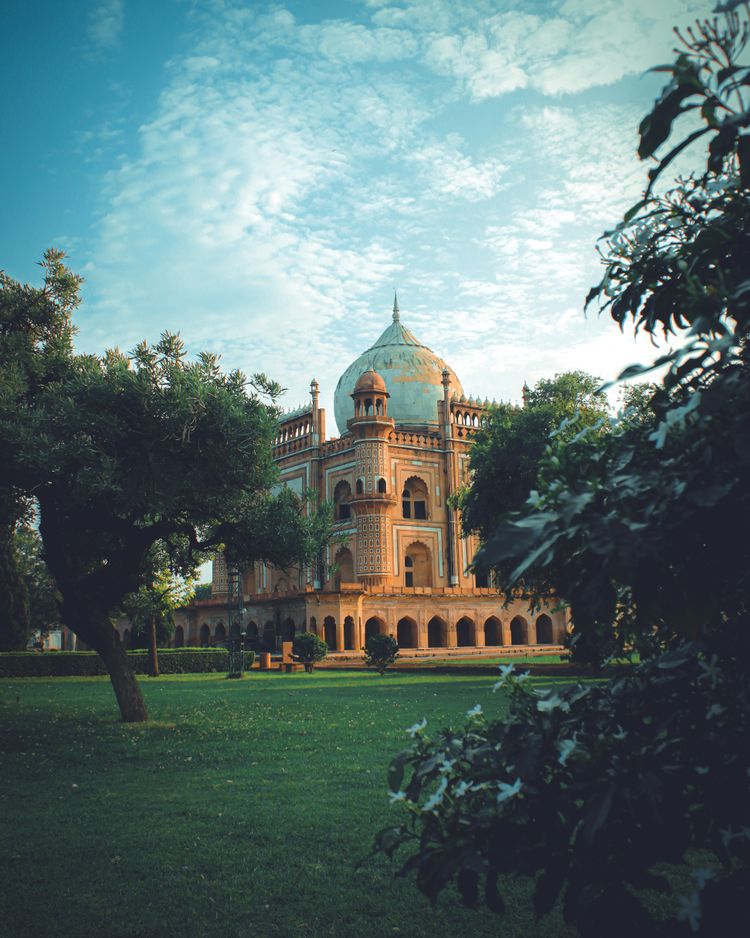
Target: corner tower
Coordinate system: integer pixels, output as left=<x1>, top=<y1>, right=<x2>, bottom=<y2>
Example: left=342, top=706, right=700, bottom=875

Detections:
left=348, top=370, right=396, bottom=588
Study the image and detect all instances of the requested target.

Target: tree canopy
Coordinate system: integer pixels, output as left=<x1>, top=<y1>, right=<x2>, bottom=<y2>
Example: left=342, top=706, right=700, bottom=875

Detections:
left=457, top=371, right=609, bottom=545
left=0, top=252, right=332, bottom=721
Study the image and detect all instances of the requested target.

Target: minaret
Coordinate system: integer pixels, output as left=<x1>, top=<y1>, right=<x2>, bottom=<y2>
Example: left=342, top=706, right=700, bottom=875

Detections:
left=348, top=370, right=396, bottom=589
left=442, top=368, right=459, bottom=587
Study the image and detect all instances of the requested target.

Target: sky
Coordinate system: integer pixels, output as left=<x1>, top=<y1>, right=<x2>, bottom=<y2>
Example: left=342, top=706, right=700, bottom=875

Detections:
left=2, top=0, right=712, bottom=433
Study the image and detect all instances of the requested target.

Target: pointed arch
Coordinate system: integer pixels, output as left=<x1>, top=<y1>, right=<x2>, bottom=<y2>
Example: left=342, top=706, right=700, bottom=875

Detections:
left=404, top=541, right=432, bottom=588
left=484, top=616, right=502, bottom=647
left=456, top=617, right=476, bottom=647
left=365, top=616, right=386, bottom=643
left=510, top=615, right=528, bottom=646
left=324, top=615, right=337, bottom=650
left=402, top=475, right=429, bottom=519
left=427, top=616, right=447, bottom=648
left=536, top=614, right=553, bottom=644
left=396, top=617, right=417, bottom=649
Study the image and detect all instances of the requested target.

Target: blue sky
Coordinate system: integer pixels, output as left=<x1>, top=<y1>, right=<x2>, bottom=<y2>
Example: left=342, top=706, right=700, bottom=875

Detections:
left=3, top=0, right=710, bottom=430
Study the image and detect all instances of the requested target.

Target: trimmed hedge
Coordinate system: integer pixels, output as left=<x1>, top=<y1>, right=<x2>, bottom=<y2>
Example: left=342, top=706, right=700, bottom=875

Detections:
left=0, top=648, right=236, bottom=678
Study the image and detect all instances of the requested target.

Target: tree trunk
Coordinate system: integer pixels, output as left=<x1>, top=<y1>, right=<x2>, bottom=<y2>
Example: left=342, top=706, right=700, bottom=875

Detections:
left=99, top=640, right=149, bottom=723
left=149, top=614, right=160, bottom=677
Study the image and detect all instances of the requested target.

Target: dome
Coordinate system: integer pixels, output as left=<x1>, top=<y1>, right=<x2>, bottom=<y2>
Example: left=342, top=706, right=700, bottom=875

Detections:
left=353, top=369, right=388, bottom=394
left=334, top=300, right=463, bottom=434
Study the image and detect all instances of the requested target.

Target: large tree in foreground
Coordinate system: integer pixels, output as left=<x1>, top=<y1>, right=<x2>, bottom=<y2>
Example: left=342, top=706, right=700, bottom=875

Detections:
left=0, top=253, right=331, bottom=721
left=376, top=5, right=750, bottom=933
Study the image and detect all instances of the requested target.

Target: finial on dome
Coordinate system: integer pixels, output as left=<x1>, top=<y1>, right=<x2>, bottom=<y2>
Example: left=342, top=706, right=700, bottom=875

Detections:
left=392, top=291, right=400, bottom=322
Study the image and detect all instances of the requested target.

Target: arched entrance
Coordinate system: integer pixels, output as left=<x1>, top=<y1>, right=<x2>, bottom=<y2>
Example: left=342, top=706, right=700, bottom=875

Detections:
left=174, top=625, right=184, bottom=647
left=262, top=620, right=275, bottom=649
left=364, top=617, right=385, bottom=644
left=402, top=476, right=429, bottom=519
left=427, top=616, right=447, bottom=648
left=344, top=616, right=355, bottom=650
left=334, top=547, right=354, bottom=587
left=281, top=618, right=295, bottom=642
left=484, top=616, right=502, bottom=646
left=510, top=616, right=528, bottom=645
left=456, top=617, right=476, bottom=647
left=308, top=616, right=317, bottom=635
left=536, top=614, right=553, bottom=644
left=397, top=617, right=417, bottom=649
left=246, top=621, right=259, bottom=641
left=403, top=541, right=433, bottom=588
left=324, top=616, right=337, bottom=650
left=214, top=623, right=226, bottom=643
left=199, top=623, right=210, bottom=647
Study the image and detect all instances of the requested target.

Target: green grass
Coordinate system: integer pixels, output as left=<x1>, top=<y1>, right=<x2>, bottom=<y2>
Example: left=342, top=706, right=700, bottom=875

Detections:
left=396, top=653, right=568, bottom=667
left=0, top=672, right=577, bottom=938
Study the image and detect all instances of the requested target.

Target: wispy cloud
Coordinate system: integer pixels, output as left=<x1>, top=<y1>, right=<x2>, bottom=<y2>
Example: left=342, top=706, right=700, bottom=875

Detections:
left=88, top=0, right=124, bottom=51
left=78, top=0, right=704, bottom=430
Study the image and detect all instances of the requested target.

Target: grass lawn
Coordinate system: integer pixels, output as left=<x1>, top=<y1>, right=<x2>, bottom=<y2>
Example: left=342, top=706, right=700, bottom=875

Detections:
left=0, top=671, right=577, bottom=938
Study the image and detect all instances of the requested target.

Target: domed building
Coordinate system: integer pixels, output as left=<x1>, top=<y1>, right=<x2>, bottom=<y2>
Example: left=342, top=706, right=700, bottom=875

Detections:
left=333, top=296, right=463, bottom=433
left=169, top=296, right=566, bottom=656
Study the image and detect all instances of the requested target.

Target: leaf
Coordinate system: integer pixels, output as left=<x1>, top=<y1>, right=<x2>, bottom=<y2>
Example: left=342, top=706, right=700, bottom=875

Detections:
left=738, top=134, right=750, bottom=189
left=388, top=750, right=413, bottom=792
left=583, top=786, right=614, bottom=845
left=374, top=826, right=404, bottom=858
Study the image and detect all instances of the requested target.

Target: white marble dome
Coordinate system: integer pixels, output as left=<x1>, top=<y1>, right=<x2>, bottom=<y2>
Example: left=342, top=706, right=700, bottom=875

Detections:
left=333, top=301, right=463, bottom=434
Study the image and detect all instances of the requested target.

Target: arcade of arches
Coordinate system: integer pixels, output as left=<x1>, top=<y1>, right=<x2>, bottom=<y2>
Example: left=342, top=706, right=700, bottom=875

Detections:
left=159, top=607, right=563, bottom=653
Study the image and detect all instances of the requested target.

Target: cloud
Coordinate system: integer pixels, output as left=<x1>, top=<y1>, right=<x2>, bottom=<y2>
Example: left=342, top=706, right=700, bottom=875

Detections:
left=88, top=0, right=124, bottom=50
left=77, top=0, right=705, bottom=428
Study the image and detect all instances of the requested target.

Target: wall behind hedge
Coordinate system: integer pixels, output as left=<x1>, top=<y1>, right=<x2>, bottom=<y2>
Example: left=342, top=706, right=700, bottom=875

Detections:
left=0, top=648, right=240, bottom=678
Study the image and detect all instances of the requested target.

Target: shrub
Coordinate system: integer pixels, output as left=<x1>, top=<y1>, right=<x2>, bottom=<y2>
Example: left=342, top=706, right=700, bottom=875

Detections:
left=292, top=632, right=327, bottom=672
left=376, top=650, right=750, bottom=935
left=0, top=648, right=230, bottom=678
left=364, top=634, right=399, bottom=675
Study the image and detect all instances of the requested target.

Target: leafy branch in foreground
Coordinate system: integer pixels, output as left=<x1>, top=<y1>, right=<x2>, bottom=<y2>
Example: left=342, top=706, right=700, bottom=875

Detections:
left=376, top=654, right=750, bottom=937
left=375, top=5, right=750, bottom=933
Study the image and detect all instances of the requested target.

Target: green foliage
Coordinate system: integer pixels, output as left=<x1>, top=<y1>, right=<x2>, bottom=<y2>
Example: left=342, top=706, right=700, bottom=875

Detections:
left=13, top=525, right=61, bottom=642
left=193, top=582, right=212, bottom=600
left=377, top=653, right=750, bottom=936
left=292, top=631, right=328, bottom=672
left=0, top=526, right=30, bottom=651
left=457, top=372, right=610, bottom=544
left=364, top=633, right=399, bottom=675
left=122, top=543, right=197, bottom=650
left=0, top=648, right=230, bottom=677
left=377, top=6, right=750, bottom=931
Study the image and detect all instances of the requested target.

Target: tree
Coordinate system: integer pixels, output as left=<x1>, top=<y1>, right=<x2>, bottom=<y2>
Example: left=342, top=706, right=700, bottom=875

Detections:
left=364, top=633, right=399, bottom=675
left=122, top=543, right=196, bottom=676
left=375, top=5, right=750, bottom=931
left=0, top=253, right=333, bottom=721
left=292, top=632, right=328, bottom=672
left=456, top=372, right=610, bottom=545
left=0, top=520, right=31, bottom=651
left=0, top=250, right=78, bottom=651
left=14, top=524, right=61, bottom=647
